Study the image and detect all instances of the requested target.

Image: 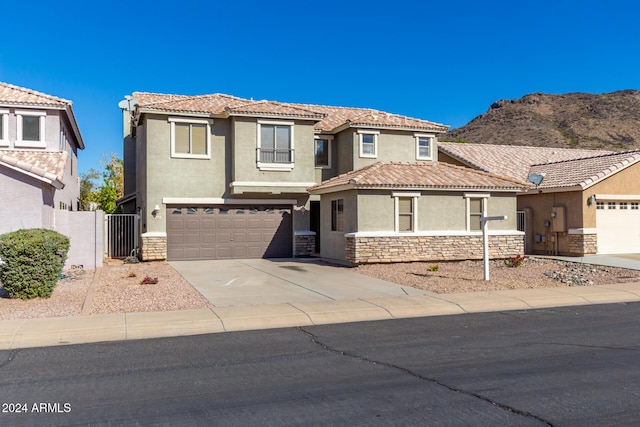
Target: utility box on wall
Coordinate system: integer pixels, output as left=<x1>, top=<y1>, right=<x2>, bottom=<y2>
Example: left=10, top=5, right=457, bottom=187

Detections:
left=551, top=206, right=566, bottom=232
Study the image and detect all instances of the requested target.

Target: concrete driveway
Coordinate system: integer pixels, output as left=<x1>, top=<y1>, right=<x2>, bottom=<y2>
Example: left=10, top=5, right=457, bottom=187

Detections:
left=169, top=258, right=432, bottom=307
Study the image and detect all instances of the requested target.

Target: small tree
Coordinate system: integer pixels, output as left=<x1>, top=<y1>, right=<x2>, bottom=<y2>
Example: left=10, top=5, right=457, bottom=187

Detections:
left=80, top=168, right=99, bottom=210
left=80, top=154, right=124, bottom=213
left=97, top=154, right=124, bottom=214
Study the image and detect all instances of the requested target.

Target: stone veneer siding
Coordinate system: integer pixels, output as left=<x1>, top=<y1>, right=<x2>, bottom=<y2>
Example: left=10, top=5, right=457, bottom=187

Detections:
left=295, top=234, right=315, bottom=257
left=141, top=235, right=167, bottom=261
left=568, top=233, right=598, bottom=256
left=346, top=234, right=524, bottom=264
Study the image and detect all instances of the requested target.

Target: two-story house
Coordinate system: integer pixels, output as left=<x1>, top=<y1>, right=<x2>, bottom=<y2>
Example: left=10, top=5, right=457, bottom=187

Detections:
left=0, top=82, right=84, bottom=235
left=121, top=92, right=527, bottom=264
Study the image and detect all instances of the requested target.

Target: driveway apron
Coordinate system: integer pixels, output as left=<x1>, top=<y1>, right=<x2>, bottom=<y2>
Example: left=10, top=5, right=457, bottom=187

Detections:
left=169, top=259, right=431, bottom=307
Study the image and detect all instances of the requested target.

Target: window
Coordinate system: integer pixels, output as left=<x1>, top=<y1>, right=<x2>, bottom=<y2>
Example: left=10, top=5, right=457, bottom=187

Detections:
left=415, top=134, right=434, bottom=160
left=465, top=194, right=489, bottom=231
left=608, top=202, right=616, bottom=210
left=16, top=110, right=46, bottom=148
left=620, top=202, right=628, bottom=210
left=632, top=202, right=639, bottom=210
left=398, top=197, right=415, bottom=232
left=169, top=117, right=211, bottom=159
left=0, top=109, right=8, bottom=146
left=596, top=202, right=605, bottom=210
left=257, top=120, right=294, bottom=169
left=315, top=137, right=332, bottom=168
left=358, top=130, right=378, bottom=158
left=331, top=199, right=344, bottom=232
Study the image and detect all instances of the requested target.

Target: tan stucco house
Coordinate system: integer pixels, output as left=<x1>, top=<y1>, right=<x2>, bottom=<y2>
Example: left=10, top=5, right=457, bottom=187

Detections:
left=121, top=92, right=526, bottom=263
left=439, top=142, right=640, bottom=256
left=0, top=82, right=84, bottom=234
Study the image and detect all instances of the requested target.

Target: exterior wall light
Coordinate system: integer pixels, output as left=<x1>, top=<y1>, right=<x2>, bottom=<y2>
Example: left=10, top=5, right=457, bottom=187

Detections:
left=587, top=195, right=596, bottom=206
left=152, top=204, right=161, bottom=219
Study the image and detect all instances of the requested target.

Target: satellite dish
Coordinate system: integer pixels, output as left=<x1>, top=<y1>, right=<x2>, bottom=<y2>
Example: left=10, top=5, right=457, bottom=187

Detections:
left=527, top=173, right=546, bottom=186
left=118, top=96, right=139, bottom=111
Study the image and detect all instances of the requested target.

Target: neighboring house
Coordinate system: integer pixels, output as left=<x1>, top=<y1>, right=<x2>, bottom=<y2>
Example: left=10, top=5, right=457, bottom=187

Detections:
left=121, top=91, right=526, bottom=263
left=0, top=82, right=84, bottom=234
left=439, top=142, right=640, bottom=255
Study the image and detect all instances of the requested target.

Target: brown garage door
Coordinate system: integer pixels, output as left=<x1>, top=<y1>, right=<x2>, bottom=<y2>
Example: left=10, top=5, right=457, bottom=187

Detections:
left=167, top=205, right=292, bottom=261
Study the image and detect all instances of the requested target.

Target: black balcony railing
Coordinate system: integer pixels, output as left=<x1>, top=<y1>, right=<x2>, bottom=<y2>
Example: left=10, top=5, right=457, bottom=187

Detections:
left=257, top=148, right=294, bottom=164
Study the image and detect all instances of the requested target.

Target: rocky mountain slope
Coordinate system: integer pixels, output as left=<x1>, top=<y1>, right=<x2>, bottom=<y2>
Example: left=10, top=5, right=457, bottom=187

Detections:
left=443, top=90, right=640, bottom=150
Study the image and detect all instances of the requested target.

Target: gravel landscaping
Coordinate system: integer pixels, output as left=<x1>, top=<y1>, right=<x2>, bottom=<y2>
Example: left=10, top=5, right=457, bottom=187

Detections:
left=1, top=256, right=639, bottom=320
left=352, top=257, right=640, bottom=294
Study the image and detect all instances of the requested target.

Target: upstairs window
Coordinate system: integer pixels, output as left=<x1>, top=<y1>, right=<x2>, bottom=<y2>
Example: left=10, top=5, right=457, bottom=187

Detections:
left=315, top=136, right=332, bottom=168
left=415, top=134, right=434, bottom=160
left=358, top=130, right=378, bottom=158
left=169, top=117, right=211, bottom=159
left=257, top=120, right=294, bottom=170
left=0, top=109, right=7, bottom=146
left=16, top=110, right=46, bottom=148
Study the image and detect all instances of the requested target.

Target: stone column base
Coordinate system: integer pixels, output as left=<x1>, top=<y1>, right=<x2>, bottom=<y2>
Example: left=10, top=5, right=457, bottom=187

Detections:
left=295, top=232, right=316, bottom=257
left=141, top=233, right=167, bottom=261
left=568, top=229, right=598, bottom=255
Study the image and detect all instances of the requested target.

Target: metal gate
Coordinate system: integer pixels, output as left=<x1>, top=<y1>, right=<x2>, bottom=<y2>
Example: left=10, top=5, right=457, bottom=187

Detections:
left=517, top=211, right=526, bottom=233
left=517, top=210, right=527, bottom=253
left=105, top=214, right=140, bottom=258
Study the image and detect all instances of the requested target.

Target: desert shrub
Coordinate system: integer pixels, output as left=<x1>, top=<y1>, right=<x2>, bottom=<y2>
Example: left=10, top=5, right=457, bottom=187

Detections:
left=427, top=265, right=440, bottom=272
left=0, top=229, right=70, bottom=299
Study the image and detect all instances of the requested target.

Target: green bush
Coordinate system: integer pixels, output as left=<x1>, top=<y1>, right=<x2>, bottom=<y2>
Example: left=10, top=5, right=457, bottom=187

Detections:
left=0, top=229, right=70, bottom=299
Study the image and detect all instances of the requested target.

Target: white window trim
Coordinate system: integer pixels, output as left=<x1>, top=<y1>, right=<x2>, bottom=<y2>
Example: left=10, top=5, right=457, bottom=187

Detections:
left=464, top=194, right=490, bottom=232
left=0, top=109, right=8, bottom=146
left=16, top=110, right=46, bottom=148
left=393, top=192, right=420, bottom=233
left=257, top=119, right=294, bottom=171
left=169, top=116, right=212, bottom=159
left=415, top=133, right=435, bottom=160
left=358, top=130, right=379, bottom=158
left=314, top=135, right=333, bottom=169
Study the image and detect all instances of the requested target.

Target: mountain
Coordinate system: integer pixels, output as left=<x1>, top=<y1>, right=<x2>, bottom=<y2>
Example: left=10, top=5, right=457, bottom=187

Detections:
left=443, top=90, right=640, bottom=150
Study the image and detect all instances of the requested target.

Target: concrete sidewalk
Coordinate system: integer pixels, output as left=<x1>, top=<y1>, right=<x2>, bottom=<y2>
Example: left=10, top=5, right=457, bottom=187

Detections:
left=2, top=281, right=640, bottom=350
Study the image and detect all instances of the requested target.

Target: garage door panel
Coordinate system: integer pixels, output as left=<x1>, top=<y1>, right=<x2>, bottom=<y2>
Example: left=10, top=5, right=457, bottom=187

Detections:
left=232, top=232, right=247, bottom=243
left=167, top=204, right=292, bottom=261
left=216, top=219, right=231, bottom=229
left=201, top=219, right=215, bottom=229
left=247, top=232, right=262, bottom=243
left=185, top=233, right=200, bottom=244
left=201, top=234, right=216, bottom=244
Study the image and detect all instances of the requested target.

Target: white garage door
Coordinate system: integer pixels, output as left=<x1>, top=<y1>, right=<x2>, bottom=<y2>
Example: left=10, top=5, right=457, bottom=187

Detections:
left=596, top=201, right=640, bottom=254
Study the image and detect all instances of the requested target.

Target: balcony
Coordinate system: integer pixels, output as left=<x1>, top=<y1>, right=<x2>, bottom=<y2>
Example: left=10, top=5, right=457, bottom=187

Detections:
left=256, top=148, right=295, bottom=171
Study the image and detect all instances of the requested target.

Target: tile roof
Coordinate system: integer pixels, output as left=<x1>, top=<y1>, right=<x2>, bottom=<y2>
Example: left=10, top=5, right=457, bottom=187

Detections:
left=438, top=142, right=613, bottom=183
left=132, top=92, right=449, bottom=133
left=0, top=82, right=71, bottom=107
left=0, top=82, right=85, bottom=150
left=529, top=150, right=640, bottom=189
left=308, top=161, right=527, bottom=193
left=0, top=150, right=68, bottom=188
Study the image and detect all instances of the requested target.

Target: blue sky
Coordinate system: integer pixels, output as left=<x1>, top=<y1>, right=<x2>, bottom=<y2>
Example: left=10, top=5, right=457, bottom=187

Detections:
left=2, top=0, right=639, bottom=175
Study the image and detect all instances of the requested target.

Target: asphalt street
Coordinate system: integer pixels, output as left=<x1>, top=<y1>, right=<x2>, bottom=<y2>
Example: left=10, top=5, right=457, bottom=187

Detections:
left=1, top=302, right=640, bottom=426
